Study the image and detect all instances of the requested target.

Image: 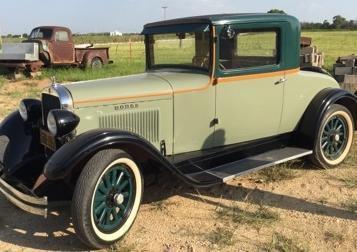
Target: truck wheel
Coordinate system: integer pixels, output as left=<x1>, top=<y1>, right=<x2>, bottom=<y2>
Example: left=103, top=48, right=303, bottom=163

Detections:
left=72, top=149, right=143, bottom=249
left=311, top=104, right=354, bottom=168
left=90, top=57, right=103, bottom=69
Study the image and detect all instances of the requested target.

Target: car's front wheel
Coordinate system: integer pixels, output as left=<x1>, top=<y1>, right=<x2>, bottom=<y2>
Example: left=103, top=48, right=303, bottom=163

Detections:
left=72, top=149, right=143, bottom=249
left=312, top=104, right=354, bottom=168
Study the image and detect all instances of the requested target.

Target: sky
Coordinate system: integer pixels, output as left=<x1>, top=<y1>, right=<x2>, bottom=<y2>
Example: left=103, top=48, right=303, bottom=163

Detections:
left=1, top=0, right=357, bottom=34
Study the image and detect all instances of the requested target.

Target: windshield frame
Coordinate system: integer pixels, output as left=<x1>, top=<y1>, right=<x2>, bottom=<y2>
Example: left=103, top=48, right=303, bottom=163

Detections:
left=29, top=28, right=53, bottom=40
left=145, top=24, right=213, bottom=73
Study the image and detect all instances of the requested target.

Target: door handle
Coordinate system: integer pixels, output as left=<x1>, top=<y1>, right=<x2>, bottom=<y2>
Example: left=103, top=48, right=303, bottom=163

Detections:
left=275, top=77, right=286, bottom=85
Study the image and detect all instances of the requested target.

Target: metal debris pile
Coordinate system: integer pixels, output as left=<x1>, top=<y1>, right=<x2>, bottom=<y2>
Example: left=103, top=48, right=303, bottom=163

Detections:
left=334, top=55, right=357, bottom=94
left=300, top=37, right=325, bottom=68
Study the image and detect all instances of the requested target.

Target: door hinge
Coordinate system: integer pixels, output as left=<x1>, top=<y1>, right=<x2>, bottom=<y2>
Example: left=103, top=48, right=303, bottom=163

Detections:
left=160, top=140, right=167, bottom=156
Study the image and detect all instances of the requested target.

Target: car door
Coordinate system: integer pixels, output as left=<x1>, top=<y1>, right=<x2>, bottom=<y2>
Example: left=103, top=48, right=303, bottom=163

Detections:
left=214, top=24, right=284, bottom=146
left=51, top=30, right=74, bottom=63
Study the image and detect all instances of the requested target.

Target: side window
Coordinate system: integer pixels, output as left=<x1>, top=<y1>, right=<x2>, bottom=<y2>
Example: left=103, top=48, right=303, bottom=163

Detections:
left=219, top=28, right=279, bottom=70
left=55, top=31, right=69, bottom=42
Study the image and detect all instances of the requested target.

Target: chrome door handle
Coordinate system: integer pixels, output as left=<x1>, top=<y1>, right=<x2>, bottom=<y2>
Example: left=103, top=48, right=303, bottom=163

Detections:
left=275, top=77, right=286, bottom=85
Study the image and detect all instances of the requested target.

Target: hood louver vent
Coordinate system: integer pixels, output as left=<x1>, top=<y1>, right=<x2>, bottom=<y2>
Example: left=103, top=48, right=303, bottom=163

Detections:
left=99, top=109, right=160, bottom=143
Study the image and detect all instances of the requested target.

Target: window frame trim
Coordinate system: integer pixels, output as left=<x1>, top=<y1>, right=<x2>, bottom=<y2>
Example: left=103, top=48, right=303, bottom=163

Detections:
left=215, top=22, right=285, bottom=78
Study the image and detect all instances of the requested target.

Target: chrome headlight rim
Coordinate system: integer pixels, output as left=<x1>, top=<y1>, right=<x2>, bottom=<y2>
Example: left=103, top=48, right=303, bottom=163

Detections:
left=19, top=99, right=42, bottom=122
left=19, top=100, right=28, bottom=121
left=47, top=111, right=58, bottom=136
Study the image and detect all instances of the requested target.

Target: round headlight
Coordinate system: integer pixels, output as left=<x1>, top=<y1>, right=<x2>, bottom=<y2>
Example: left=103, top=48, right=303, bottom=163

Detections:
left=47, top=109, right=80, bottom=137
left=47, top=111, right=57, bottom=136
left=19, top=101, right=28, bottom=121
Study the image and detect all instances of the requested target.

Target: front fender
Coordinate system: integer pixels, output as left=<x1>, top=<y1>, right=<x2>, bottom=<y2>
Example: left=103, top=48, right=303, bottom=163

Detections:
left=43, top=129, right=214, bottom=187
left=298, top=88, right=357, bottom=148
left=0, top=111, right=45, bottom=177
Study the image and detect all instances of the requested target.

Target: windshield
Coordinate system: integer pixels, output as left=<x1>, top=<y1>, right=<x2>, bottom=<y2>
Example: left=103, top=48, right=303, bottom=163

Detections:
left=29, top=28, right=53, bottom=39
left=147, top=29, right=211, bottom=71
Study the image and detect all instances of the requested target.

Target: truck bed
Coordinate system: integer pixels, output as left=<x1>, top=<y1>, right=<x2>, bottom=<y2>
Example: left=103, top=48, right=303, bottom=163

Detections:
left=0, top=43, right=39, bottom=61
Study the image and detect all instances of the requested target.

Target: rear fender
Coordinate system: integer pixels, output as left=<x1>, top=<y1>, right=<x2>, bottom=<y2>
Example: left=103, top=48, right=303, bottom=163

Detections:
left=43, top=129, right=211, bottom=187
left=297, top=88, right=357, bottom=148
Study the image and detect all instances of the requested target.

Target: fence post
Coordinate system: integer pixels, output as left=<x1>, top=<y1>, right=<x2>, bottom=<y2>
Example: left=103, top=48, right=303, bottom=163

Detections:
left=129, top=38, right=132, bottom=63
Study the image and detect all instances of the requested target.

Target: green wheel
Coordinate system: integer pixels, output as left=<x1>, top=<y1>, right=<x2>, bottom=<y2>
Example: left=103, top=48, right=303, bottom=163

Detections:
left=72, top=149, right=143, bottom=249
left=311, top=104, right=354, bottom=168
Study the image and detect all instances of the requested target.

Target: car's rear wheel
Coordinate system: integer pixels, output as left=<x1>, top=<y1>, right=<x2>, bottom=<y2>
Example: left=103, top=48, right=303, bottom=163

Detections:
left=311, top=104, right=354, bottom=168
left=72, top=149, right=143, bottom=249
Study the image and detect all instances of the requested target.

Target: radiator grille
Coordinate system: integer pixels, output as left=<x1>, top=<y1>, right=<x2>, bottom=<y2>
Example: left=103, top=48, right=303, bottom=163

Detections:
left=99, top=109, right=160, bottom=142
left=42, top=93, right=61, bottom=126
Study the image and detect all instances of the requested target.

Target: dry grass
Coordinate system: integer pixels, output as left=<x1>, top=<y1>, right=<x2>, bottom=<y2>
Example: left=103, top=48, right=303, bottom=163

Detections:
left=216, top=203, right=279, bottom=228
left=324, top=230, right=345, bottom=244
left=206, top=227, right=235, bottom=248
left=254, top=161, right=303, bottom=183
left=342, top=199, right=357, bottom=214
left=264, top=233, right=307, bottom=252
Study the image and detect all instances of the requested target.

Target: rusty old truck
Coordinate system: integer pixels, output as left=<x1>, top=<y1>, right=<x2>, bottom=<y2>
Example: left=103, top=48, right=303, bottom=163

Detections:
left=0, top=26, right=111, bottom=75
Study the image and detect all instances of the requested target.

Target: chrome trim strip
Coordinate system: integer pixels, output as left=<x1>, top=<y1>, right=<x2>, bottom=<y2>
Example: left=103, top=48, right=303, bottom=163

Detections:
left=0, top=178, right=48, bottom=206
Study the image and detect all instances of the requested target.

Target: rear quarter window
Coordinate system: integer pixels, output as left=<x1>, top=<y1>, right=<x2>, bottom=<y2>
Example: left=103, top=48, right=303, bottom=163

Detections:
left=55, top=31, right=69, bottom=42
left=219, top=29, right=279, bottom=70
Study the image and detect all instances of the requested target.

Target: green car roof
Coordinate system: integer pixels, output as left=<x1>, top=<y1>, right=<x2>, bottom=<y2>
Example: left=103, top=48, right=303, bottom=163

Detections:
left=143, top=13, right=299, bottom=29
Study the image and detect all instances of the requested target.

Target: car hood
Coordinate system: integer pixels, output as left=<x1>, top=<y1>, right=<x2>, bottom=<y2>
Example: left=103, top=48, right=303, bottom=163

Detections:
left=65, top=70, right=211, bottom=108
left=65, top=73, right=173, bottom=108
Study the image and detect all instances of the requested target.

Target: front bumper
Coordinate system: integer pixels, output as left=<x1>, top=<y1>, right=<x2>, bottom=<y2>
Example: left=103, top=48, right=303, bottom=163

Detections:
left=0, top=170, right=48, bottom=217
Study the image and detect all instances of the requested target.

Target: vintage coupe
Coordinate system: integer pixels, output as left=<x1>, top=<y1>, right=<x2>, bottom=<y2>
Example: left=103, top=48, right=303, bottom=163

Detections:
left=0, top=14, right=356, bottom=248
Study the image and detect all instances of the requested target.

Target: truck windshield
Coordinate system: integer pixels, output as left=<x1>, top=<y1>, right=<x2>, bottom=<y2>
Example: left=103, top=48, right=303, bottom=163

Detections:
left=29, top=28, right=53, bottom=39
left=147, top=29, right=211, bottom=71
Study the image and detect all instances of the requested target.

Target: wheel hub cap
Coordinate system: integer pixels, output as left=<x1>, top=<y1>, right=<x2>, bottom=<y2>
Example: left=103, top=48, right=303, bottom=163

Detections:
left=114, top=193, right=124, bottom=205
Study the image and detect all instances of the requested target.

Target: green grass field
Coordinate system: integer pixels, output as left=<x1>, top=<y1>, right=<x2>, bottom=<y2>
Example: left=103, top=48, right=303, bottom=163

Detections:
left=1, top=30, right=357, bottom=83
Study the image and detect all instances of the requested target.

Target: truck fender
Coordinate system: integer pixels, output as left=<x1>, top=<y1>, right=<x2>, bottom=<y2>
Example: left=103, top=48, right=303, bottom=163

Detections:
left=43, top=129, right=211, bottom=187
left=0, top=111, right=45, bottom=177
left=297, top=88, right=357, bottom=149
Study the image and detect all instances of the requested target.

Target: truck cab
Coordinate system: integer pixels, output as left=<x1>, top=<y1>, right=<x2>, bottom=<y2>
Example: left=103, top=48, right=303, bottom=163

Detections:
left=0, top=26, right=111, bottom=75
left=26, top=26, right=75, bottom=64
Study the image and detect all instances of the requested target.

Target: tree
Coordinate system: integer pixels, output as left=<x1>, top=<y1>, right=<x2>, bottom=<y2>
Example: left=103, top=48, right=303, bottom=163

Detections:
left=332, top=15, right=348, bottom=29
left=22, top=33, right=28, bottom=38
left=322, top=20, right=330, bottom=29
left=267, top=9, right=286, bottom=14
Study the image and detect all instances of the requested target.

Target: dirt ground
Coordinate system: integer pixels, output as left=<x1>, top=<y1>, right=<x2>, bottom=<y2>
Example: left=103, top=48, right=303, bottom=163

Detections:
left=0, top=81, right=356, bottom=252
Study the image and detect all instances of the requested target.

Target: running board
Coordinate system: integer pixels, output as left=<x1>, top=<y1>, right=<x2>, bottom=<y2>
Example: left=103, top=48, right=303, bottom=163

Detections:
left=185, top=147, right=312, bottom=184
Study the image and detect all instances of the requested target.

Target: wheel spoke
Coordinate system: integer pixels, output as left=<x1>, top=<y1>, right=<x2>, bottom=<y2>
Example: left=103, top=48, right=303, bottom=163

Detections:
left=106, top=208, right=112, bottom=224
left=111, top=169, right=117, bottom=186
left=118, top=204, right=126, bottom=211
left=94, top=194, right=106, bottom=202
left=104, top=173, right=112, bottom=189
left=98, top=181, right=108, bottom=194
left=95, top=201, right=106, bottom=215
left=122, top=191, right=130, bottom=198
left=99, top=208, right=107, bottom=224
left=336, top=124, right=343, bottom=131
left=329, top=145, right=334, bottom=155
left=111, top=208, right=118, bottom=222
left=116, top=172, right=124, bottom=186
left=117, top=180, right=129, bottom=192
left=321, top=141, right=328, bottom=149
